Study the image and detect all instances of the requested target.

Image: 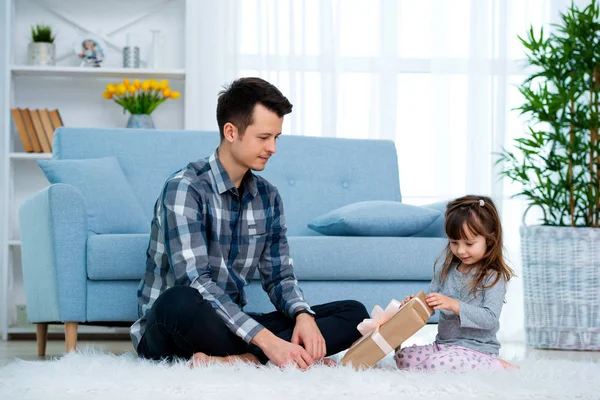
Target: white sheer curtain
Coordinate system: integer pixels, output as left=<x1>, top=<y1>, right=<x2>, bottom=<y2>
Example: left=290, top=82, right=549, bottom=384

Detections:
left=187, top=0, right=578, bottom=341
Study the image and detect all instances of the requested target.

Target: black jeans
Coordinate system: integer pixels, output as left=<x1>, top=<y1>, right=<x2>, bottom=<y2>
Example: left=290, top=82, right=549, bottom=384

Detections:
left=137, top=286, right=369, bottom=364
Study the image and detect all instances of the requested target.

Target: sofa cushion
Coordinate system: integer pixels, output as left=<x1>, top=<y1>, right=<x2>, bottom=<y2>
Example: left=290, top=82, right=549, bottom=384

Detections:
left=87, top=234, right=149, bottom=280
left=308, top=201, right=443, bottom=237
left=87, top=280, right=139, bottom=321
left=38, top=156, right=149, bottom=234
left=289, top=236, right=443, bottom=280
left=86, top=234, right=444, bottom=281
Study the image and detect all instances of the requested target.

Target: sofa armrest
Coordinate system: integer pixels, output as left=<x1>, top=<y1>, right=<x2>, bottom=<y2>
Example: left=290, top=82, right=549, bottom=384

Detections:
left=19, top=183, right=88, bottom=323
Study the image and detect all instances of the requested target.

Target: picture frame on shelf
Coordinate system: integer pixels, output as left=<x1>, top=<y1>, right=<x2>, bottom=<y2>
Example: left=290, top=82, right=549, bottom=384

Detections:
left=74, top=34, right=105, bottom=67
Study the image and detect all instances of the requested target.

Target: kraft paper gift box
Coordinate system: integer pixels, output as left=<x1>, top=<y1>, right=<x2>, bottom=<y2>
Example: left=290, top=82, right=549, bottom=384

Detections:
left=341, top=291, right=433, bottom=370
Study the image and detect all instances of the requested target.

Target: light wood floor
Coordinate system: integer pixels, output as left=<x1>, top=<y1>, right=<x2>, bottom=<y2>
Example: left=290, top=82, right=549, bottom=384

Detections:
left=1, top=325, right=598, bottom=368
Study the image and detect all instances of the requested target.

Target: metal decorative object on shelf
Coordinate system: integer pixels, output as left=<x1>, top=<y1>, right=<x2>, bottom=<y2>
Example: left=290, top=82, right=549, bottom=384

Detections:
left=123, top=33, right=140, bottom=68
left=123, top=46, right=140, bottom=68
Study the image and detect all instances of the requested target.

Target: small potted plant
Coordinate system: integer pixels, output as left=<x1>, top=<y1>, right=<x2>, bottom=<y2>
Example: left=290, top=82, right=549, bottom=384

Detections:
left=28, top=24, right=56, bottom=66
left=102, top=78, right=181, bottom=128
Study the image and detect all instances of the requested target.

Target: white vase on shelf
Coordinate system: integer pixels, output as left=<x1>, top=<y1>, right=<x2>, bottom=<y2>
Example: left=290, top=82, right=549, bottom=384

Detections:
left=150, top=29, right=164, bottom=69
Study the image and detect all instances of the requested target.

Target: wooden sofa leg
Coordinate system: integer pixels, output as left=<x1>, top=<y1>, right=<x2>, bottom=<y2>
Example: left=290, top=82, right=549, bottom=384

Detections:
left=36, top=323, right=48, bottom=357
left=64, top=322, right=78, bottom=353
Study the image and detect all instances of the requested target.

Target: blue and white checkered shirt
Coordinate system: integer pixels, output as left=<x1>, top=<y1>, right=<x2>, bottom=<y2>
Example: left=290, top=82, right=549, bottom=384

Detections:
left=130, top=151, right=312, bottom=350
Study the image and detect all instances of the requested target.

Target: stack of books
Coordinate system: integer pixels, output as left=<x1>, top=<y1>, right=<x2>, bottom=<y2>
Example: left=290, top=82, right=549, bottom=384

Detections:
left=10, top=108, right=64, bottom=153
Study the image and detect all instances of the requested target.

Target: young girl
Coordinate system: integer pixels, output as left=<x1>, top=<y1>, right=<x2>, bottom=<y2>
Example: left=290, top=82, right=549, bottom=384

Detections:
left=395, top=195, right=516, bottom=372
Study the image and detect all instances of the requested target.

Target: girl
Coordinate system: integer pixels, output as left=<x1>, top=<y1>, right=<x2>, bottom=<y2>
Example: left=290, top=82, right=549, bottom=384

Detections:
left=395, top=195, right=516, bottom=372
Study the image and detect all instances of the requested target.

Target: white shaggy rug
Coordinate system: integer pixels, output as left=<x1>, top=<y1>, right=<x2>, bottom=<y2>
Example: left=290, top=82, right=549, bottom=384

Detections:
left=0, top=350, right=598, bottom=400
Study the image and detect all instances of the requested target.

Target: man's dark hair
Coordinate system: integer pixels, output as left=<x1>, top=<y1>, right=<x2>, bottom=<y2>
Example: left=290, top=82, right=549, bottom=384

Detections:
left=216, top=77, right=293, bottom=141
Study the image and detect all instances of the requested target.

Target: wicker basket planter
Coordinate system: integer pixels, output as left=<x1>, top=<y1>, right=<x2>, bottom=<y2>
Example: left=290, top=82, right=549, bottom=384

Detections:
left=521, top=225, right=600, bottom=350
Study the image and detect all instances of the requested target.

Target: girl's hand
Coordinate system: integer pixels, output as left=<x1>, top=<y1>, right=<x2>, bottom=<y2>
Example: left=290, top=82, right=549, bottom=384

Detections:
left=399, top=294, right=415, bottom=307
left=426, top=293, right=460, bottom=314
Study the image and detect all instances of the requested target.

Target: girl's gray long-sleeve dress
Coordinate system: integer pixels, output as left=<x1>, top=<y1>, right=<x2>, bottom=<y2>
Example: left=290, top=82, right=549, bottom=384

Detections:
left=429, top=264, right=507, bottom=355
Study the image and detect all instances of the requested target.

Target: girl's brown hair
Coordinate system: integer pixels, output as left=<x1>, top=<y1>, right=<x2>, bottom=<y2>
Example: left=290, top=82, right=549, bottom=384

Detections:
left=437, top=195, right=515, bottom=295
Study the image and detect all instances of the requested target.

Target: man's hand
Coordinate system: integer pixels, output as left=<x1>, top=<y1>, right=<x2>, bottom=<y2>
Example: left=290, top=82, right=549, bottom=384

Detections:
left=251, top=329, right=313, bottom=370
left=426, top=292, right=460, bottom=314
left=291, top=313, right=326, bottom=360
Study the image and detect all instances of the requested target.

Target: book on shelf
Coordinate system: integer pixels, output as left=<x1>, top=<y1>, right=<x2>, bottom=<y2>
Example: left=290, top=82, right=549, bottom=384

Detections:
left=20, top=109, right=42, bottom=152
left=37, top=109, right=55, bottom=149
left=28, top=109, right=52, bottom=153
left=10, top=108, right=64, bottom=154
left=48, top=109, right=63, bottom=131
left=10, top=108, right=33, bottom=152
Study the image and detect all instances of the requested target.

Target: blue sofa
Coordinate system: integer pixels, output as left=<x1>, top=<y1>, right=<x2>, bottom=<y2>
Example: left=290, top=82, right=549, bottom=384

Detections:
left=19, top=127, right=446, bottom=354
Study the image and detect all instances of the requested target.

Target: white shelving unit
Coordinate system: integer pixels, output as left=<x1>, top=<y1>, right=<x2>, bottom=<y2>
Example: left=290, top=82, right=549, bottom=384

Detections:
left=9, top=152, right=52, bottom=160
left=11, top=65, right=186, bottom=79
left=0, top=0, right=193, bottom=340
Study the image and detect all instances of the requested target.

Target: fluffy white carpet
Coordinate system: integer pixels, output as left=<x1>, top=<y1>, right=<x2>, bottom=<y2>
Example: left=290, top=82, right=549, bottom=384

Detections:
left=0, top=350, right=598, bottom=400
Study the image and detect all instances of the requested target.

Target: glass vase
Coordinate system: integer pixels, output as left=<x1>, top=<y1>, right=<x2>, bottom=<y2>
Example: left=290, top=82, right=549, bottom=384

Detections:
left=126, top=114, right=155, bottom=129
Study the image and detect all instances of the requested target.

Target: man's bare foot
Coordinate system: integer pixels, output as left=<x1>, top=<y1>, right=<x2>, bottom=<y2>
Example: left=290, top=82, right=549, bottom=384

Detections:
left=500, top=359, right=519, bottom=369
left=189, top=352, right=260, bottom=368
left=320, top=358, right=337, bottom=367
left=189, top=352, right=214, bottom=368
left=309, top=357, right=337, bottom=367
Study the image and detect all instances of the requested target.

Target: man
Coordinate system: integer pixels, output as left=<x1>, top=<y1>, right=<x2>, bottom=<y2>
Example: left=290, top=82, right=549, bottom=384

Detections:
left=130, top=77, right=369, bottom=368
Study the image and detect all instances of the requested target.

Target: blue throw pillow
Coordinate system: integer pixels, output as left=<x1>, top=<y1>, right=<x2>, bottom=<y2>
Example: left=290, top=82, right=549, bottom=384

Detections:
left=414, top=200, right=449, bottom=237
left=307, top=201, right=443, bottom=236
left=37, top=156, right=149, bottom=234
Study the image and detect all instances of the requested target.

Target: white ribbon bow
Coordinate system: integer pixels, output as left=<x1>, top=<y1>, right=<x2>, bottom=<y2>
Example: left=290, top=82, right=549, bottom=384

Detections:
left=355, top=299, right=402, bottom=354
left=357, top=299, right=402, bottom=336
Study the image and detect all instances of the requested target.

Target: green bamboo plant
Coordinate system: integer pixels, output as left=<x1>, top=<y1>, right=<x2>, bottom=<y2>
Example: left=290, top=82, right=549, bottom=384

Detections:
left=30, top=24, right=56, bottom=43
left=497, top=0, right=600, bottom=227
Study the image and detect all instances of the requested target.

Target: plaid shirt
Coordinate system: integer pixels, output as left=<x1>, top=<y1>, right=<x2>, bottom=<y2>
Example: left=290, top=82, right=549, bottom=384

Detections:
left=130, top=151, right=312, bottom=350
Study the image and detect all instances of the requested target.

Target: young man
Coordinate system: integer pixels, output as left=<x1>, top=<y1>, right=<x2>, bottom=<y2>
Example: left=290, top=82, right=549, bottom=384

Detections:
left=130, top=77, right=369, bottom=369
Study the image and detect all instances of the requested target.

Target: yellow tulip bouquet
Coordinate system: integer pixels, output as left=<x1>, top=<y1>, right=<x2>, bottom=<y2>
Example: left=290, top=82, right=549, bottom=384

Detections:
left=102, top=78, right=180, bottom=115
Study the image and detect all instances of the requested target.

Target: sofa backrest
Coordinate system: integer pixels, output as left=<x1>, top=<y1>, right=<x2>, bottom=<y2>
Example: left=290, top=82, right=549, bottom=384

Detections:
left=53, top=127, right=402, bottom=236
